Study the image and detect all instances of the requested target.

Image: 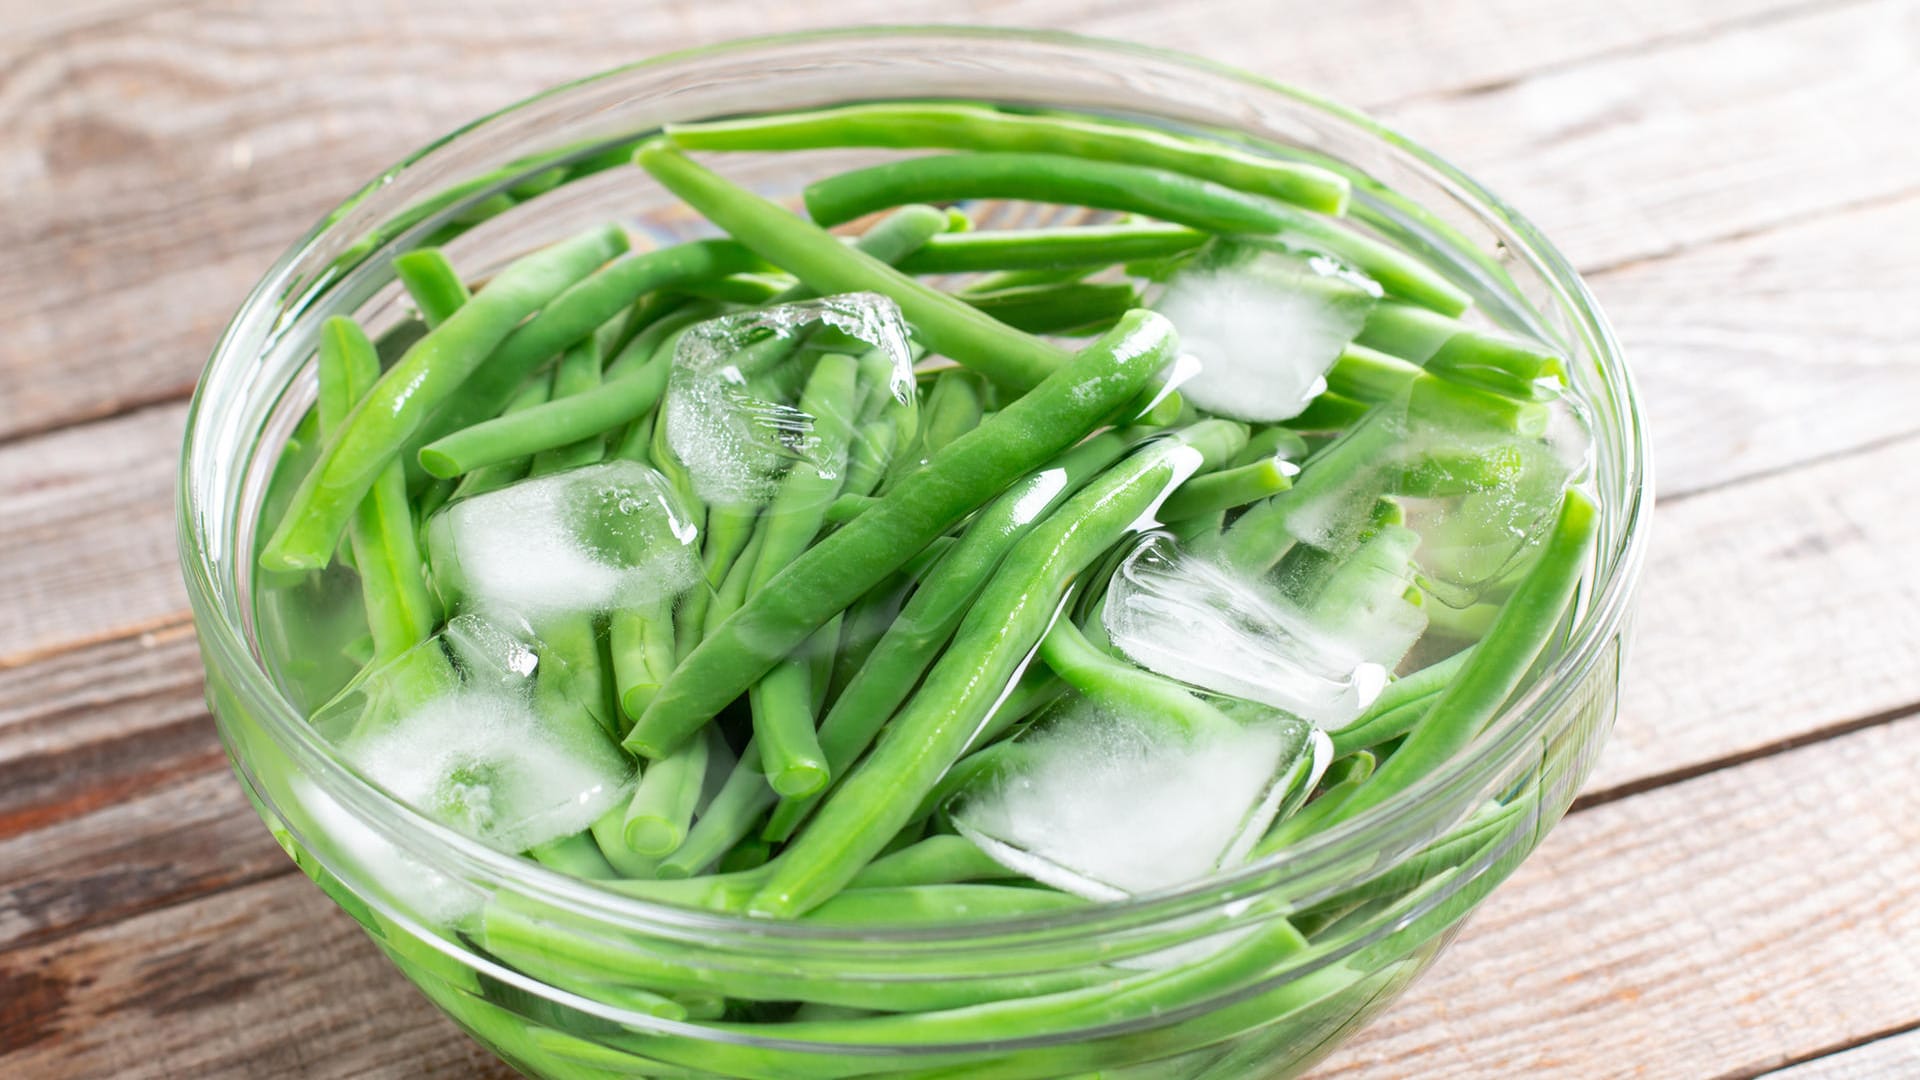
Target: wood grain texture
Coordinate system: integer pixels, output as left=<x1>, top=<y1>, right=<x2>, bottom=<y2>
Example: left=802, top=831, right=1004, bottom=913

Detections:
left=0, top=403, right=189, bottom=662
left=1384, top=0, right=1920, bottom=274
left=1589, top=190, right=1920, bottom=500
left=0, top=870, right=514, bottom=1077
left=0, top=0, right=1854, bottom=443
left=1319, top=715, right=1920, bottom=1078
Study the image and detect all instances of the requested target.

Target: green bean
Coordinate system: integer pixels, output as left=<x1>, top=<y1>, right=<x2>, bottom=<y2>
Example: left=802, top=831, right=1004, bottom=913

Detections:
left=589, top=802, right=663, bottom=879
left=1327, top=647, right=1474, bottom=758
left=263, top=223, right=629, bottom=570
left=391, top=248, right=471, bottom=328
left=964, top=281, right=1139, bottom=335
left=528, top=830, right=618, bottom=880
left=1358, top=300, right=1565, bottom=390
left=665, top=102, right=1350, bottom=214
left=896, top=222, right=1207, bottom=274
left=839, top=422, right=896, bottom=502
left=414, top=238, right=767, bottom=450
left=447, top=377, right=553, bottom=500
left=802, top=153, right=1470, bottom=315
left=637, top=144, right=1069, bottom=392
left=691, top=915, right=1306, bottom=1052
left=1287, top=390, right=1371, bottom=431
left=1230, top=425, right=1311, bottom=469
left=804, top=884, right=1083, bottom=926
left=1158, top=455, right=1294, bottom=522
left=918, top=368, right=987, bottom=456
left=1038, top=615, right=1238, bottom=740
left=418, top=348, right=671, bottom=477
left=621, top=724, right=713, bottom=856
left=960, top=668, right=1067, bottom=757
left=658, top=742, right=774, bottom=880
left=764, top=429, right=1134, bottom=841
left=1250, top=751, right=1377, bottom=859
left=750, top=418, right=1246, bottom=918
left=845, top=834, right=1012, bottom=889
left=674, top=272, right=795, bottom=305
left=624, top=310, right=1181, bottom=760
left=751, top=647, right=830, bottom=798
left=479, top=891, right=1112, bottom=1016
left=529, top=337, right=606, bottom=476
left=1329, top=488, right=1598, bottom=825
left=315, top=317, right=439, bottom=661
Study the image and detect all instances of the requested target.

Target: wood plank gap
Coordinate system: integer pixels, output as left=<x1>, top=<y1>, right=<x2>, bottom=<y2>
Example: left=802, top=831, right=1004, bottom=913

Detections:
left=0, top=384, right=201, bottom=453
left=1654, top=427, right=1920, bottom=510
left=1574, top=697, right=1920, bottom=813
left=1573, top=177, right=1920, bottom=281
left=1372, top=0, right=1857, bottom=111
left=1722, top=1017, right=1920, bottom=1080
left=0, top=610, right=194, bottom=672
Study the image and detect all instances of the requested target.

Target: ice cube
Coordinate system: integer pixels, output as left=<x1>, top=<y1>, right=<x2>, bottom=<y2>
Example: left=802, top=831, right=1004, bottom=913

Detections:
left=1103, top=535, right=1414, bottom=728
left=662, top=294, right=917, bottom=506
left=312, top=615, right=636, bottom=855
left=948, top=694, right=1318, bottom=900
left=426, top=460, right=700, bottom=623
left=1153, top=241, right=1381, bottom=423
left=1253, top=396, right=1588, bottom=608
left=1394, top=403, right=1588, bottom=607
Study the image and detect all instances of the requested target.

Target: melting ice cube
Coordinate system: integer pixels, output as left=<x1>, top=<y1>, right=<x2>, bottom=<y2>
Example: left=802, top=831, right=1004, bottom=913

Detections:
left=426, top=460, right=700, bottom=623
left=949, top=694, right=1320, bottom=901
left=662, top=294, right=917, bottom=506
left=312, top=615, right=635, bottom=855
left=1153, top=241, right=1381, bottom=423
left=1104, top=535, right=1422, bottom=728
left=1260, top=397, right=1591, bottom=608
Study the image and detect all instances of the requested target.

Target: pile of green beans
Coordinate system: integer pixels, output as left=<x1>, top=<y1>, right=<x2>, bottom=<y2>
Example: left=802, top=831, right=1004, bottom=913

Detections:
left=258, top=100, right=1602, bottom=1077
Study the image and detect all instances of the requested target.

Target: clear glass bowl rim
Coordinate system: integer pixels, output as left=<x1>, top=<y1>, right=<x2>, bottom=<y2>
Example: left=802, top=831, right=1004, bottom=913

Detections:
left=178, top=25, right=1653, bottom=950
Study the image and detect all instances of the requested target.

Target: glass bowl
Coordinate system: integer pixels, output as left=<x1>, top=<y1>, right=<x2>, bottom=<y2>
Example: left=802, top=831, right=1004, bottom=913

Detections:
left=179, top=27, right=1651, bottom=1080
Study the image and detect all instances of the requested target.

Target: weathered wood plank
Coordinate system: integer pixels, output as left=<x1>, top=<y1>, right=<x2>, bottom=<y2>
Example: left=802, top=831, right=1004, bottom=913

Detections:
left=5, top=705, right=1915, bottom=1077
left=0, top=870, right=513, bottom=1077
left=1588, top=190, right=1920, bottom=499
left=0, top=403, right=188, bottom=662
left=0, top=767, right=286, bottom=954
left=1382, top=0, right=1920, bottom=274
left=1763, top=1028, right=1920, bottom=1079
left=1317, top=715, right=1920, bottom=1078
left=0, top=0, right=1848, bottom=441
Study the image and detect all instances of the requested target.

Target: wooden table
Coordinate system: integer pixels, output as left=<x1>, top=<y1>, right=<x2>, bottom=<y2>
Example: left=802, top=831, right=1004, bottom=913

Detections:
left=5, top=1, right=1918, bottom=1075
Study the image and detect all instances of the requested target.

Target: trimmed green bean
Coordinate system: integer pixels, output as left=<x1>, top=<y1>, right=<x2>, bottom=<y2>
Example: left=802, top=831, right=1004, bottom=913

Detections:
left=529, top=337, right=606, bottom=476
left=802, top=153, right=1470, bottom=315
left=391, top=248, right=471, bottom=328
left=964, top=281, right=1139, bottom=335
left=896, top=222, right=1207, bottom=274
left=1158, top=455, right=1294, bottom=522
left=637, top=144, right=1069, bottom=392
left=666, top=102, right=1350, bottom=214
left=315, top=316, right=439, bottom=661
left=622, top=725, right=713, bottom=856
left=419, top=349, right=671, bottom=477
